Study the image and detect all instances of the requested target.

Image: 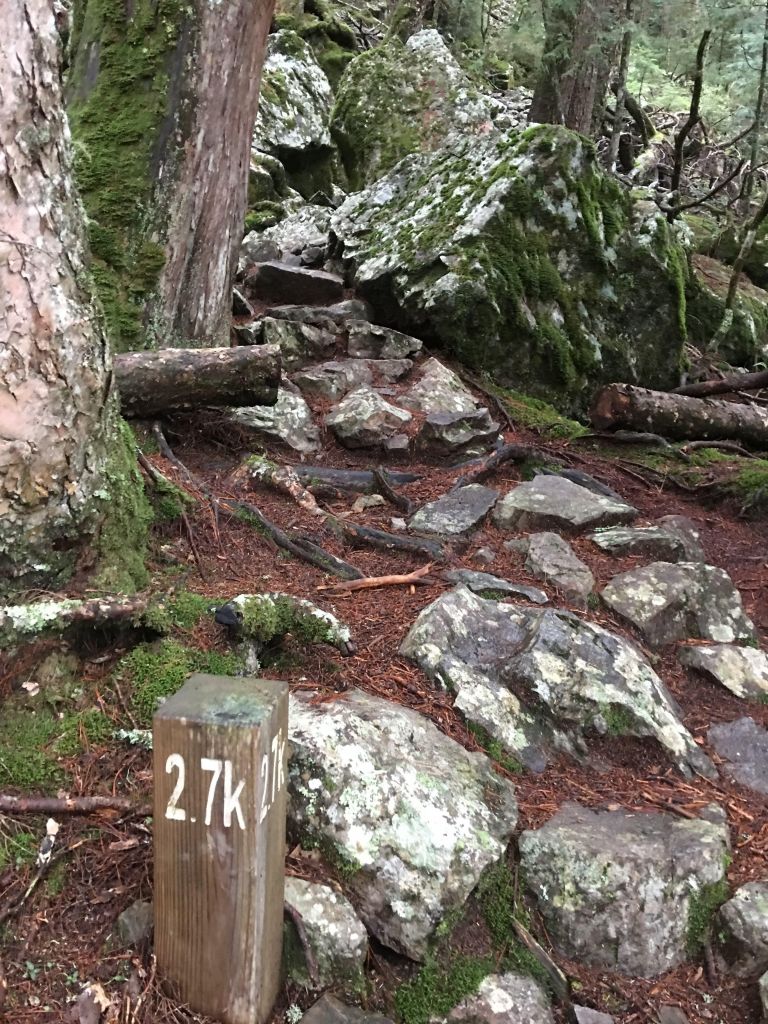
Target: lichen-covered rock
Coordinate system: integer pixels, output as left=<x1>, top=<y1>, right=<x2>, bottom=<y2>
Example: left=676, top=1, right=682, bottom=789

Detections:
left=574, top=1009, right=615, bottom=1024
left=416, top=409, right=500, bottom=456
left=293, top=360, right=373, bottom=400
left=221, top=593, right=351, bottom=657
left=687, top=253, right=768, bottom=367
left=253, top=31, right=335, bottom=198
left=331, top=125, right=688, bottom=413
left=260, top=204, right=334, bottom=258
left=708, top=717, right=768, bottom=796
left=408, top=485, right=499, bottom=537
left=400, top=358, right=477, bottom=416
left=678, top=644, right=768, bottom=699
left=716, top=882, right=768, bottom=979
left=301, top=994, right=394, bottom=1024
left=265, top=300, right=372, bottom=328
left=602, top=562, right=757, bottom=648
left=326, top=386, right=412, bottom=447
left=516, top=532, right=594, bottom=603
left=229, top=388, right=320, bottom=453
left=347, top=321, right=422, bottom=359
left=332, top=30, right=496, bottom=190
left=287, top=689, right=518, bottom=959
left=589, top=516, right=705, bottom=562
left=262, top=317, right=337, bottom=369
left=493, top=477, right=637, bottom=534
left=519, top=802, right=731, bottom=977
left=440, top=972, right=553, bottom=1024
left=284, top=877, right=367, bottom=988
left=399, top=587, right=713, bottom=778
left=442, top=569, right=548, bottom=604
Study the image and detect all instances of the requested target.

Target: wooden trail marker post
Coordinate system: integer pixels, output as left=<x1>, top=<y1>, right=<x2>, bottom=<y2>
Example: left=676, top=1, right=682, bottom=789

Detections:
left=154, top=674, right=288, bottom=1023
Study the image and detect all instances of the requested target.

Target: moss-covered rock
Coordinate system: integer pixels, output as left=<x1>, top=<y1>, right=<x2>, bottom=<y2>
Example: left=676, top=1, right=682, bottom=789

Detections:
left=331, top=125, right=689, bottom=413
left=686, top=254, right=768, bottom=366
left=331, top=29, right=497, bottom=190
left=273, top=0, right=360, bottom=89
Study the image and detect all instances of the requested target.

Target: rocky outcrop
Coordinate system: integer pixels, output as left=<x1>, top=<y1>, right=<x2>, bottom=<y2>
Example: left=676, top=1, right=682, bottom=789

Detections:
left=519, top=802, right=731, bottom=977
left=331, top=125, right=688, bottom=413
left=287, top=689, right=518, bottom=960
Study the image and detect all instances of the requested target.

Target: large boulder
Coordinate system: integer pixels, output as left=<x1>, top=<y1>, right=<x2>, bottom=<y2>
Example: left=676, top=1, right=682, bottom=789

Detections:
left=332, top=30, right=496, bottom=190
left=326, top=386, right=412, bottom=447
left=330, top=126, right=688, bottom=413
left=716, top=882, right=768, bottom=979
left=399, top=587, right=713, bottom=778
left=519, top=802, right=731, bottom=977
left=287, top=689, right=517, bottom=960
left=493, top=476, right=637, bottom=534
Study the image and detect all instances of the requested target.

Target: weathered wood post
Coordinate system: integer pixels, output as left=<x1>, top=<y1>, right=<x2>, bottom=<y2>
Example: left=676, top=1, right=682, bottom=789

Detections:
left=154, top=674, right=288, bottom=1023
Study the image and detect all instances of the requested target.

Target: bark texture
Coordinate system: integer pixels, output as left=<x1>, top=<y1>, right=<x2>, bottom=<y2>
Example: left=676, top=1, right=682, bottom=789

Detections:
left=591, top=384, right=768, bottom=446
left=115, top=345, right=281, bottom=417
left=0, top=0, right=147, bottom=597
left=67, top=0, right=275, bottom=352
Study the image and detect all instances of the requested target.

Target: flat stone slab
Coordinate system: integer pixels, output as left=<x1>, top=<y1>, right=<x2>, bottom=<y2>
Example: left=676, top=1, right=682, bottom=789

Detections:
left=326, top=386, right=412, bottom=448
left=716, top=881, right=768, bottom=979
left=678, top=643, right=768, bottom=699
left=416, top=408, right=499, bottom=455
left=493, top=476, right=637, bottom=534
left=442, top=569, right=548, bottom=604
left=400, top=357, right=477, bottom=415
left=229, top=389, right=320, bottom=453
left=708, top=717, right=768, bottom=795
left=288, top=689, right=517, bottom=960
left=519, top=802, right=731, bottom=978
left=589, top=516, right=705, bottom=562
left=301, top=995, right=394, bottom=1024
left=602, top=562, right=757, bottom=648
left=293, top=360, right=373, bottom=401
left=400, top=587, right=713, bottom=778
left=347, top=320, right=422, bottom=359
left=261, top=316, right=336, bottom=369
left=284, top=877, right=367, bottom=988
left=517, top=531, right=594, bottom=603
left=440, top=972, right=553, bottom=1024
left=409, top=484, right=498, bottom=537
left=245, top=261, right=344, bottom=305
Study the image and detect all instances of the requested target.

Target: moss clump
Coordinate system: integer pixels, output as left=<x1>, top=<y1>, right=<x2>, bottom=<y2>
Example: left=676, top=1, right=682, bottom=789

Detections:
left=600, top=704, right=635, bottom=736
left=118, top=640, right=244, bottom=727
left=467, top=723, right=522, bottom=774
left=501, top=390, right=588, bottom=439
left=237, top=594, right=341, bottom=647
left=395, top=954, right=493, bottom=1024
left=148, top=475, right=194, bottom=523
left=0, top=827, right=40, bottom=871
left=67, top=0, right=192, bottom=351
left=0, top=711, right=62, bottom=791
left=686, top=878, right=730, bottom=954
left=142, top=592, right=212, bottom=633
left=56, top=708, right=114, bottom=756
left=727, top=458, right=768, bottom=514
left=301, top=831, right=361, bottom=881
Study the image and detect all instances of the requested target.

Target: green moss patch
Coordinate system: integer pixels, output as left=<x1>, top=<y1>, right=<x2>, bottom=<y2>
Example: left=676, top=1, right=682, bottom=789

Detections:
left=395, top=953, right=493, bottom=1024
left=686, top=878, right=730, bottom=954
left=467, top=722, right=522, bottom=774
left=0, top=711, right=63, bottom=791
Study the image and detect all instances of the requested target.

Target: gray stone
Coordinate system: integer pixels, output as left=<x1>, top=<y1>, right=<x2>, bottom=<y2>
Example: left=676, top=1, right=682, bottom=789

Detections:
left=383, top=433, right=411, bottom=454
left=351, top=494, right=386, bottom=513
left=441, top=971, right=553, bottom=1024
left=708, top=717, right=768, bottom=796
left=400, top=358, right=477, bottom=416
left=301, top=994, right=394, bottom=1024
left=115, top=900, right=153, bottom=948
left=400, top=587, right=713, bottom=778
left=473, top=547, right=496, bottom=565
left=262, top=205, right=333, bottom=258
left=519, top=802, right=730, bottom=977
left=261, top=316, right=336, bottom=369
left=240, top=233, right=281, bottom=267
left=284, top=877, right=367, bottom=988
left=233, top=321, right=263, bottom=345
left=678, top=643, right=768, bottom=699
left=442, top=569, right=548, bottom=604
left=760, top=971, right=768, bottom=1019
left=232, top=287, right=253, bottom=317
left=493, top=477, right=637, bottom=534
left=417, top=408, right=500, bottom=455
left=537, top=468, right=625, bottom=502
left=347, top=321, right=422, bottom=359
left=245, top=261, right=343, bottom=305
left=716, top=881, right=768, bottom=979
left=519, top=532, right=594, bottom=603
left=327, top=299, right=375, bottom=322
left=301, top=245, right=325, bottom=267
left=602, top=562, right=757, bottom=648
left=262, top=304, right=344, bottom=330
left=657, top=1009, right=689, bottom=1024
left=656, top=515, right=707, bottom=559
left=230, top=388, right=320, bottom=453
left=288, top=689, right=518, bottom=960
left=364, top=358, right=414, bottom=383
left=589, top=520, right=705, bottom=562
left=326, top=386, right=412, bottom=448
left=574, top=1009, right=615, bottom=1024
left=408, top=485, right=498, bottom=537
left=293, top=360, right=373, bottom=401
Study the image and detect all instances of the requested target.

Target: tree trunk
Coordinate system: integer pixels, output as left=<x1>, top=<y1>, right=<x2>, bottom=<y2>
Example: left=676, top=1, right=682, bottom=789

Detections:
left=115, top=345, right=281, bottom=418
left=591, top=383, right=768, bottom=446
left=529, top=0, right=619, bottom=136
left=0, top=0, right=149, bottom=598
left=66, top=0, right=275, bottom=353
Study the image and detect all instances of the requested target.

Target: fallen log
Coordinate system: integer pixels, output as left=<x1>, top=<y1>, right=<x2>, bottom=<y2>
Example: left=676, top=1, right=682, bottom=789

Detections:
left=591, top=383, right=768, bottom=447
left=114, top=345, right=281, bottom=417
left=293, top=466, right=421, bottom=493
left=673, top=368, right=768, bottom=398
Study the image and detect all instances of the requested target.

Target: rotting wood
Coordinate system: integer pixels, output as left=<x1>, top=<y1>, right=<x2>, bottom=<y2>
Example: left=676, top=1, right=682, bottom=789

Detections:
left=154, top=674, right=287, bottom=1024
left=293, top=466, right=421, bottom=493
left=673, top=368, right=768, bottom=398
left=373, top=466, right=413, bottom=513
left=591, top=383, right=768, bottom=446
left=115, top=345, right=281, bottom=418
left=240, top=460, right=325, bottom=517
left=0, top=795, right=139, bottom=814
left=327, top=517, right=446, bottom=561
left=451, top=442, right=555, bottom=489
left=0, top=595, right=151, bottom=648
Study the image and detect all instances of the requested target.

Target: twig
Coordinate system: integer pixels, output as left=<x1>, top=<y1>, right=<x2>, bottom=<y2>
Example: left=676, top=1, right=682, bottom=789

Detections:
left=666, top=159, right=745, bottom=219
left=670, top=30, right=711, bottom=196
left=372, top=466, right=413, bottom=513
left=318, top=564, right=434, bottom=593
left=0, top=794, right=141, bottom=814
left=680, top=440, right=757, bottom=458
left=284, top=901, right=320, bottom=987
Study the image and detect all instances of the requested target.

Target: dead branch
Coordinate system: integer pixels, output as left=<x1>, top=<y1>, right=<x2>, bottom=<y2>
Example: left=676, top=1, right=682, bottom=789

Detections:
left=670, top=30, right=711, bottom=195
left=0, top=794, right=140, bottom=814
left=318, top=564, right=434, bottom=593
left=241, top=459, right=325, bottom=516
left=327, top=516, right=446, bottom=561
left=372, top=466, right=413, bottom=513
left=452, top=442, right=555, bottom=490
left=673, top=367, right=768, bottom=398
left=293, top=466, right=421, bottom=493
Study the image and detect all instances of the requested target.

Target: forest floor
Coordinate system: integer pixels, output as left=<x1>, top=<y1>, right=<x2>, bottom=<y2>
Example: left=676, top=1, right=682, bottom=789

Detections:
left=1, top=365, right=767, bottom=1024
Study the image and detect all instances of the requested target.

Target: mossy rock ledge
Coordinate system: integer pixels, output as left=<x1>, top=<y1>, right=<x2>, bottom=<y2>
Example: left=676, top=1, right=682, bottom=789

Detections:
left=330, top=124, right=689, bottom=414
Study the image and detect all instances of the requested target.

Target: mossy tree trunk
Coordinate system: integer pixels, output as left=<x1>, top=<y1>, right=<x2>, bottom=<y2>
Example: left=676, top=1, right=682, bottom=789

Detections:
left=529, top=0, right=619, bottom=137
left=0, top=0, right=150, bottom=599
left=66, top=0, right=275, bottom=352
